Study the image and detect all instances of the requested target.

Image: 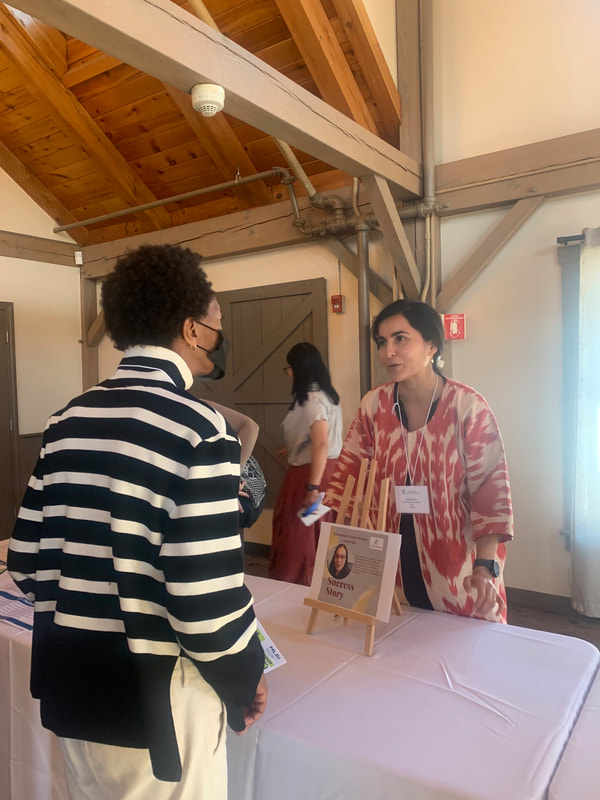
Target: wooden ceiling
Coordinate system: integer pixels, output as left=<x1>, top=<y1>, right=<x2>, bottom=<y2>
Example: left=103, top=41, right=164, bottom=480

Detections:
left=0, top=0, right=405, bottom=247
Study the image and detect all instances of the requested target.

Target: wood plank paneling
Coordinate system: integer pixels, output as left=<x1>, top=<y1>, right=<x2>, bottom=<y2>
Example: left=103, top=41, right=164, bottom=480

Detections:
left=79, top=73, right=166, bottom=118
left=0, top=0, right=422, bottom=245
left=0, top=113, right=63, bottom=150
left=71, top=63, right=145, bottom=103
left=0, top=139, right=90, bottom=243
left=62, top=52, right=123, bottom=88
left=118, top=122, right=199, bottom=162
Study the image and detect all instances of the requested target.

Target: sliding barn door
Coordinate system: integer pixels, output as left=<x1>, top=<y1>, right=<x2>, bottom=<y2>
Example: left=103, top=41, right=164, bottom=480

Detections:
left=192, top=278, right=328, bottom=506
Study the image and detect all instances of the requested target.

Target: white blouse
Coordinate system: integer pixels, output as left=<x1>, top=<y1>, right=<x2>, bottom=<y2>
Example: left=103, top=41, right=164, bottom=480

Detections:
left=282, top=390, right=343, bottom=467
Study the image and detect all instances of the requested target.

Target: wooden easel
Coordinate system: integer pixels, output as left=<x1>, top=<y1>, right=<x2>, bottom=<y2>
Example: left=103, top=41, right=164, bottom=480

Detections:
left=304, top=459, right=401, bottom=656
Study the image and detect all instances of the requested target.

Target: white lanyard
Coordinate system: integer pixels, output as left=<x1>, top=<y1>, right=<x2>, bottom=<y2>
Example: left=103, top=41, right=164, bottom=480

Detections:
left=393, top=375, right=438, bottom=486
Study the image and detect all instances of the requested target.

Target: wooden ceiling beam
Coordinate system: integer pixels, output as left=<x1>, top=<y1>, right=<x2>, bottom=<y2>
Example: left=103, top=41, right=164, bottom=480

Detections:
left=6, top=0, right=421, bottom=198
left=362, top=172, right=421, bottom=298
left=274, top=0, right=379, bottom=136
left=0, top=4, right=171, bottom=232
left=0, top=138, right=90, bottom=245
left=80, top=187, right=362, bottom=278
left=174, top=0, right=281, bottom=209
left=165, top=86, right=273, bottom=208
left=437, top=128, right=600, bottom=191
left=323, top=236, right=393, bottom=306
left=436, top=196, right=545, bottom=312
left=4, top=5, right=67, bottom=77
left=0, top=228, right=78, bottom=264
left=395, top=0, right=421, bottom=161
left=436, top=128, right=600, bottom=215
left=329, top=0, right=401, bottom=143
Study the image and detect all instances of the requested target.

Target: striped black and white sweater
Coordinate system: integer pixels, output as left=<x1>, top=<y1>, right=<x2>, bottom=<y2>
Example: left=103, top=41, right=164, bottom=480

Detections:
left=7, top=347, right=263, bottom=782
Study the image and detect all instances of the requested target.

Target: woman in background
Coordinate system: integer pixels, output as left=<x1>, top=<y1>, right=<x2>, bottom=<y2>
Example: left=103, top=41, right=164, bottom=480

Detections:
left=269, top=342, right=343, bottom=586
left=325, top=299, right=513, bottom=622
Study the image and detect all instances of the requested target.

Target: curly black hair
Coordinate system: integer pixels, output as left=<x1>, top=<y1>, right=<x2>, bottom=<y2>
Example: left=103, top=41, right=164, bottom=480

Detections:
left=102, top=244, right=213, bottom=350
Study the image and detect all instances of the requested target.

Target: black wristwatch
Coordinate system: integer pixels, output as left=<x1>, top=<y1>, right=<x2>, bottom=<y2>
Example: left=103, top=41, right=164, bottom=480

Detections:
left=306, top=483, right=319, bottom=491
left=473, top=558, right=500, bottom=578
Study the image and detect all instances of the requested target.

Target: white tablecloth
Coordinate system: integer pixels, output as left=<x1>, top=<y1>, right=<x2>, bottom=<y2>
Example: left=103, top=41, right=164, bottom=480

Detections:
left=1, top=539, right=599, bottom=800
left=549, top=666, right=600, bottom=800
left=0, top=541, right=68, bottom=800
left=228, top=576, right=600, bottom=800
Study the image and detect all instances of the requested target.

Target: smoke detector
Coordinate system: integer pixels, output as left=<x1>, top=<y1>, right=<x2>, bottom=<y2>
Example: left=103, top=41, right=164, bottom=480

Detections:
left=191, top=83, right=225, bottom=117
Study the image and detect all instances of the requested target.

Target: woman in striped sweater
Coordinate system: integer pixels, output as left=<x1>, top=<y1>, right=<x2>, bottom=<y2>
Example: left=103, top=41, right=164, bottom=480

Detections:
left=8, top=243, right=266, bottom=799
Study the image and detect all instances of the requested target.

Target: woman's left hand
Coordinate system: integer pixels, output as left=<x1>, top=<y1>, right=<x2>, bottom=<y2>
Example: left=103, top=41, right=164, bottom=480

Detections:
left=301, top=488, right=320, bottom=514
left=238, top=479, right=250, bottom=513
left=463, top=572, right=505, bottom=618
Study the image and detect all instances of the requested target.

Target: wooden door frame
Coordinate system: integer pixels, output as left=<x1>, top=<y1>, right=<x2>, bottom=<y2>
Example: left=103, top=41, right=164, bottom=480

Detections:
left=0, top=301, right=20, bottom=525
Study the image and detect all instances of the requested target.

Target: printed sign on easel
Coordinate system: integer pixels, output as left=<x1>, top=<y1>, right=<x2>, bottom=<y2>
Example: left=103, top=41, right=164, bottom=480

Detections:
left=307, top=521, right=401, bottom=623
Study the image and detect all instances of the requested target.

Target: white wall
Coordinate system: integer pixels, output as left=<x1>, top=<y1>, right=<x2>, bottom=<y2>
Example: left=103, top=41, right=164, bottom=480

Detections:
left=442, top=193, right=600, bottom=597
left=435, top=0, right=600, bottom=162
left=0, top=170, right=81, bottom=434
left=435, top=0, right=600, bottom=596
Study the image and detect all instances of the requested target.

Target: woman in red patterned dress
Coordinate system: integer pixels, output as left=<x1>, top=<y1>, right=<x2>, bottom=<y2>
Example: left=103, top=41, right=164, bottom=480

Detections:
left=325, top=300, right=513, bottom=622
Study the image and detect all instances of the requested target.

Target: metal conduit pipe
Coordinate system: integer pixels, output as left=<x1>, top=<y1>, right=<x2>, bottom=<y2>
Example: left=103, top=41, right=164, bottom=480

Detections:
left=282, top=178, right=309, bottom=231
left=310, top=205, right=422, bottom=238
left=274, top=138, right=345, bottom=223
left=419, top=0, right=437, bottom=305
left=275, top=139, right=317, bottom=199
left=52, top=168, right=291, bottom=233
left=420, top=0, right=435, bottom=208
left=311, top=192, right=347, bottom=224
left=356, top=222, right=372, bottom=396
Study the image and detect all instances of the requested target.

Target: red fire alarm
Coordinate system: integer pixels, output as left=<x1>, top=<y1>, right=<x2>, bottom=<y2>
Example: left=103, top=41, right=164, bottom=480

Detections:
left=443, top=313, right=466, bottom=340
left=331, top=294, right=345, bottom=314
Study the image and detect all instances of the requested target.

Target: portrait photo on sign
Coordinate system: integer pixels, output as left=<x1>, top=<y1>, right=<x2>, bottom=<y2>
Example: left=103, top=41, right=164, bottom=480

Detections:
left=308, top=522, right=401, bottom=622
left=328, top=543, right=353, bottom=579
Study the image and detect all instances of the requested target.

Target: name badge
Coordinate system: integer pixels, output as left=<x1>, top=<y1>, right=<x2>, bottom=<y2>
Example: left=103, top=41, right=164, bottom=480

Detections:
left=395, top=485, right=430, bottom=514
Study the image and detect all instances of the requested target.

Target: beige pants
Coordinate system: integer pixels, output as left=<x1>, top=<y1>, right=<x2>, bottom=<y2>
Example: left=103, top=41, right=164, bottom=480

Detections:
left=58, top=656, right=227, bottom=800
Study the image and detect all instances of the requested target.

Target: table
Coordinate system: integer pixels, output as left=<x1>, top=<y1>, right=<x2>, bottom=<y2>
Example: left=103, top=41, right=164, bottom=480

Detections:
left=0, top=541, right=68, bottom=800
left=549, top=667, right=600, bottom=800
left=229, top=576, right=600, bottom=800
left=1, top=539, right=599, bottom=800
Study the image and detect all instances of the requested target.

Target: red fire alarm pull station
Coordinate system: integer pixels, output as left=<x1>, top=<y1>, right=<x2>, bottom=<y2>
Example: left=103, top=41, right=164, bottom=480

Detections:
left=443, top=313, right=466, bottom=340
left=331, top=294, right=345, bottom=314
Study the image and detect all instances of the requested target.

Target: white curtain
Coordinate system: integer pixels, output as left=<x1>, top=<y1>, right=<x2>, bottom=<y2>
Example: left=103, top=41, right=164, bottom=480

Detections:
left=571, top=227, right=600, bottom=617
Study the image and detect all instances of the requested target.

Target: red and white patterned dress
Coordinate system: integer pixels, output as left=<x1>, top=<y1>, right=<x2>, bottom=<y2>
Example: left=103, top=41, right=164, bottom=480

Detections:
left=325, top=378, right=513, bottom=622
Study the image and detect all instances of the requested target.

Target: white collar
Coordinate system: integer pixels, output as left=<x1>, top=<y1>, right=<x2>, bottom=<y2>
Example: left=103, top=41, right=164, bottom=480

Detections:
left=123, top=345, right=194, bottom=390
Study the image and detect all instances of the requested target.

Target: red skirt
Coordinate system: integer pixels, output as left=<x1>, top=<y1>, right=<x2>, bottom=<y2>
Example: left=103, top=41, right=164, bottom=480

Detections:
left=269, top=460, right=337, bottom=586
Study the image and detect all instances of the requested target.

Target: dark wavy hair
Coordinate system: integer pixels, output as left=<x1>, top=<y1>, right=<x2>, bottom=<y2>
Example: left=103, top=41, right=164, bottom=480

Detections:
left=371, top=299, right=445, bottom=376
left=286, top=342, right=339, bottom=408
left=102, top=244, right=213, bottom=350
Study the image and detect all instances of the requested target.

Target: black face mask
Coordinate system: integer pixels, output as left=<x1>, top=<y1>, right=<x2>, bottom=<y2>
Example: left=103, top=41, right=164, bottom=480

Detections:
left=201, top=335, right=229, bottom=381
left=194, top=321, right=229, bottom=381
